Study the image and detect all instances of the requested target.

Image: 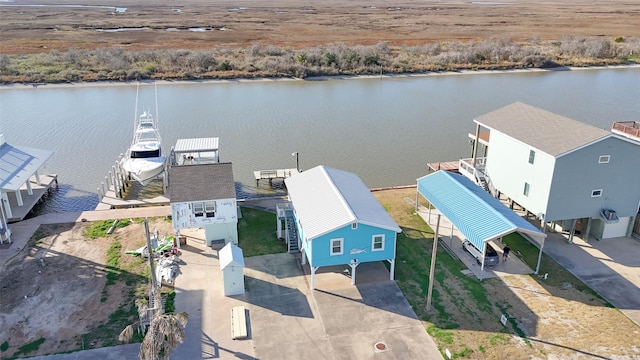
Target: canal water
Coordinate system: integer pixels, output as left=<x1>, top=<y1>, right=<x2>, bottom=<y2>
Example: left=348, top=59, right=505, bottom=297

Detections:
left=1, top=67, right=639, bottom=213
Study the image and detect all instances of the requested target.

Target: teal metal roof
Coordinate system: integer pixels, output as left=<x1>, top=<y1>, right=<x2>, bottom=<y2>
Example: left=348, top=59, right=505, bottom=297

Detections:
left=417, top=171, right=545, bottom=251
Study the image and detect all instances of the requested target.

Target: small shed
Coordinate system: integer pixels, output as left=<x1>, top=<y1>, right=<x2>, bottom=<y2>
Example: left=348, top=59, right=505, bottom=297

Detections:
left=219, top=243, right=245, bottom=296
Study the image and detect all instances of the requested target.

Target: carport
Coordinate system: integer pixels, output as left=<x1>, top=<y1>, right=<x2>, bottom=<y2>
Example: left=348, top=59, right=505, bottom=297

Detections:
left=416, top=171, right=547, bottom=277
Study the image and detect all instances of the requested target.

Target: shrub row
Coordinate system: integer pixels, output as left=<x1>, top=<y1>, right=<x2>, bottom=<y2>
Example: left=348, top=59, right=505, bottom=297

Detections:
left=1, top=36, right=638, bottom=83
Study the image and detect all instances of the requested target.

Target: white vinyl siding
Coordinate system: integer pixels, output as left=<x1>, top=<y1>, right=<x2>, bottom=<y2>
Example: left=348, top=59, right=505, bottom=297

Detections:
left=330, top=238, right=343, bottom=256
left=372, top=234, right=385, bottom=251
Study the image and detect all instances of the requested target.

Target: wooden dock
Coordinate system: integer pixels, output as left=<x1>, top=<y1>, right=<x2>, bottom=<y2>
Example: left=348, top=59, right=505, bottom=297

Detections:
left=427, top=161, right=460, bottom=173
left=5, top=174, right=58, bottom=222
left=96, top=179, right=170, bottom=210
left=253, top=168, right=299, bottom=185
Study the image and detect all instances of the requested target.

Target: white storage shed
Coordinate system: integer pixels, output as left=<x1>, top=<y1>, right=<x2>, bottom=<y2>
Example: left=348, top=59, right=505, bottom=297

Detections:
left=219, top=243, right=245, bottom=296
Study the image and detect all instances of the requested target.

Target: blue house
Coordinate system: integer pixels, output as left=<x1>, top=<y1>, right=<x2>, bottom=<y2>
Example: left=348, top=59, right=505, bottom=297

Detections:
left=282, top=165, right=401, bottom=289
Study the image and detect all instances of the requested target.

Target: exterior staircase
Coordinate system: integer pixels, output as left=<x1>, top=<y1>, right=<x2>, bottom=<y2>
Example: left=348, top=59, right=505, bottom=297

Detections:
left=284, top=210, right=300, bottom=253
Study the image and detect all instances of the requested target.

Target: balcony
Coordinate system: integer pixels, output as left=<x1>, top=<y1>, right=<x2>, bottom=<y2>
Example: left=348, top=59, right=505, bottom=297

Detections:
left=459, top=157, right=488, bottom=188
left=612, top=121, right=640, bottom=141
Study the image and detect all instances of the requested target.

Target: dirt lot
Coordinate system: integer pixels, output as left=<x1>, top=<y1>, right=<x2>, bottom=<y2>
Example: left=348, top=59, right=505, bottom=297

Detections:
left=0, top=218, right=174, bottom=358
left=1, top=0, right=640, bottom=54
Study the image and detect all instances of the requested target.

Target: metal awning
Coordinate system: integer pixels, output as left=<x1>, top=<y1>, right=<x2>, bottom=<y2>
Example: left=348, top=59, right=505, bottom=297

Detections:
left=417, top=170, right=546, bottom=252
left=0, top=143, right=53, bottom=191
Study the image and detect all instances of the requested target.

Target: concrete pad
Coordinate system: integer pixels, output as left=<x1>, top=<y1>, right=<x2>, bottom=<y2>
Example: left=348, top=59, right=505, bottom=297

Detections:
left=247, top=254, right=442, bottom=360
left=171, top=233, right=255, bottom=360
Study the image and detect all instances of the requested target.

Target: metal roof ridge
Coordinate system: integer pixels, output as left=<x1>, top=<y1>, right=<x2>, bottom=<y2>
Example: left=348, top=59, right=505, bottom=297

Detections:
left=320, top=165, right=358, bottom=224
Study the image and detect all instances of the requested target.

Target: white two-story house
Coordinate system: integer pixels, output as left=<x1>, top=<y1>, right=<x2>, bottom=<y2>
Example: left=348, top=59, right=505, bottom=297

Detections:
left=462, top=102, right=640, bottom=241
left=169, top=162, right=238, bottom=246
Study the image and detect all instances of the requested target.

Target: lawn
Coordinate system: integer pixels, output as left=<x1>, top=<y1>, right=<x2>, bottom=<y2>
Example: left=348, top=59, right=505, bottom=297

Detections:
left=237, top=206, right=287, bottom=257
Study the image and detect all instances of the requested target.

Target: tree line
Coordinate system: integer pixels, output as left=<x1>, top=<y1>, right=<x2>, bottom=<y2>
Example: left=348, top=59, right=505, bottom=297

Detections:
left=1, top=36, right=638, bottom=84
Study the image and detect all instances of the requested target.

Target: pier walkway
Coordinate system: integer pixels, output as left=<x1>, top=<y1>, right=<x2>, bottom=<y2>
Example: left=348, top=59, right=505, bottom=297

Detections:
left=253, top=168, right=299, bottom=185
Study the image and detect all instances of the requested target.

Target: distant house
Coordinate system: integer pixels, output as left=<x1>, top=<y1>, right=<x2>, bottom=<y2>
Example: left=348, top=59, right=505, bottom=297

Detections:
left=169, top=162, right=238, bottom=246
left=282, top=165, right=401, bottom=289
left=462, top=102, right=640, bottom=241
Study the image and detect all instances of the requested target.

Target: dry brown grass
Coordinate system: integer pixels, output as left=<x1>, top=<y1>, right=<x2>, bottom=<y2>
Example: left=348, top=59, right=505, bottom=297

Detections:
left=1, top=0, right=640, bottom=55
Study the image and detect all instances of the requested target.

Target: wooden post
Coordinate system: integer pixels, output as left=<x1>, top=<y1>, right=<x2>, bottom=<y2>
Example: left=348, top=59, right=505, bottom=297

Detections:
left=426, top=214, right=440, bottom=311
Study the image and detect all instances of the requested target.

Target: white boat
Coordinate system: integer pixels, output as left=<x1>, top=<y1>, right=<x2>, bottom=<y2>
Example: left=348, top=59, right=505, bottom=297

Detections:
left=120, top=84, right=166, bottom=185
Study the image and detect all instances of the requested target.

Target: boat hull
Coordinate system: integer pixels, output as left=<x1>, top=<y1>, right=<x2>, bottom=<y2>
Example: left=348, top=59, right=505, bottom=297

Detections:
left=121, top=156, right=166, bottom=185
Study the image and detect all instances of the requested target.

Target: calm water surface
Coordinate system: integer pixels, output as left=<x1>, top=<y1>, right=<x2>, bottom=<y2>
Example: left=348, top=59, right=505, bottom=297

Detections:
left=1, top=67, right=639, bottom=213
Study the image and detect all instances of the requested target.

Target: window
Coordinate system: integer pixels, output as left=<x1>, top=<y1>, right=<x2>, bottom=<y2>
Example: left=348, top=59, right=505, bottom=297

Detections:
left=205, top=201, right=216, bottom=217
left=523, top=182, right=530, bottom=197
left=330, top=238, right=343, bottom=256
left=372, top=235, right=385, bottom=251
left=598, top=155, right=610, bottom=164
left=528, top=150, right=536, bottom=164
left=351, top=223, right=358, bottom=230
left=591, top=189, right=603, bottom=197
left=192, top=202, right=204, bottom=217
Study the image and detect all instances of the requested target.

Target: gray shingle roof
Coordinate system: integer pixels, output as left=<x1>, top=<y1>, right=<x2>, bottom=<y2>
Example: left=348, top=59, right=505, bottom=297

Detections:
left=474, top=102, right=611, bottom=157
left=169, top=162, right=235, bottom=202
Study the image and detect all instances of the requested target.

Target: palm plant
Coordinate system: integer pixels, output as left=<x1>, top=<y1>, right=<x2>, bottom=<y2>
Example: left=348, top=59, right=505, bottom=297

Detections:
left=119, top=291, right=188, bottom=360
left=119, top=218, right=188, bottom=360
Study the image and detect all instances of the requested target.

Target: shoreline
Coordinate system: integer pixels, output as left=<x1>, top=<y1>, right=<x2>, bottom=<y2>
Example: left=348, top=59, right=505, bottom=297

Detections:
left=2, top=64, right=639, bottom=91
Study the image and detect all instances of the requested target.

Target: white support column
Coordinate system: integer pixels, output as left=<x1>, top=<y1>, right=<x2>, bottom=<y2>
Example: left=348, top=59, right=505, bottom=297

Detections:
left=34, top=171, right=42, bottom=185
left=277, top=217, right=283, bottom=240
left=0, top=198, right=11, bottom=244
left=301, top=248, right=306, bottom=265
left=349, top=259, right=359, bottom=286
left=26, top=180, right=33, bottom=196
left=311, top=266, right=318, bottom=290
left=480, top=251, right=485, bottom=281
left=388, top=259, right=395, bottom=281
left=15, top=190, right=23, bottom=207
left=2, top=193, right=12, bottom=219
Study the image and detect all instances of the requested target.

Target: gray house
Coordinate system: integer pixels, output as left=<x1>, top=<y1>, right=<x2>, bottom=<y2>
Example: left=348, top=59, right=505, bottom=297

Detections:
left=462, top=102, right=640, bottom=241
left=169, top=162, right=238, bottom=246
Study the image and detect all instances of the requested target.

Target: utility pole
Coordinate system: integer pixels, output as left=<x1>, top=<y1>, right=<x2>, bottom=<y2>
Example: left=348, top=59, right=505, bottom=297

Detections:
left=426, top=214, right=440, bottom=311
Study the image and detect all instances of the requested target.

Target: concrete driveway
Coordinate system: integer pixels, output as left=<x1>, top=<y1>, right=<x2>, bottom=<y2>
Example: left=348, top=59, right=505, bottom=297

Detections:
left=168, top=228, right=442, bottom=360
left=244, top=253, right=443, bottom=359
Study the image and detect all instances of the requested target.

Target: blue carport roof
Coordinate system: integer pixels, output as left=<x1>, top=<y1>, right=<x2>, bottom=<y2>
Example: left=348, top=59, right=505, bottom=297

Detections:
left=417, top=171, right=545, bottom=251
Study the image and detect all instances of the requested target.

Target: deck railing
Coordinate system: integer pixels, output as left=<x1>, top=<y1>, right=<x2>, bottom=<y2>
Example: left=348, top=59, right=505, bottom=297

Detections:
left=459, top=157, right=488, bottom=188
left=612, top=121, right=640, bottom=139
